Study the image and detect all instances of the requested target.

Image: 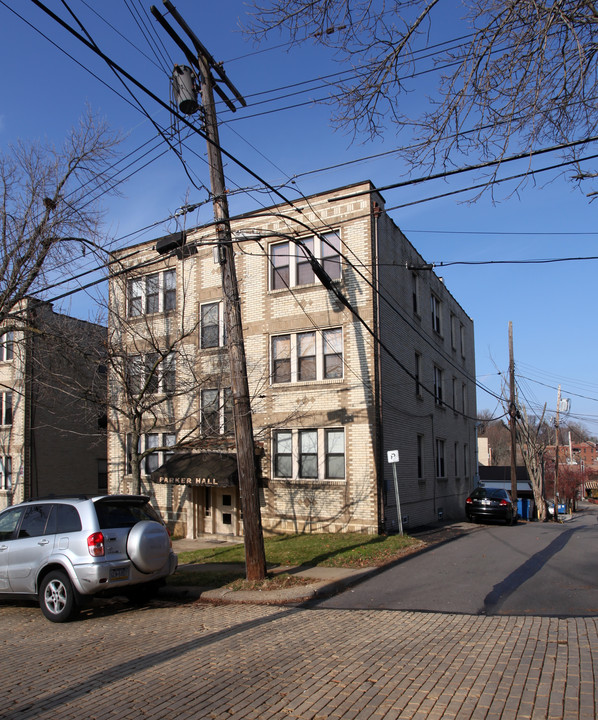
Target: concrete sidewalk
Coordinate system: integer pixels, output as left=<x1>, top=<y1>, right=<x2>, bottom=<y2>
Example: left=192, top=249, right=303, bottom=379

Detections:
left=166, top=520, right=476, bottom=605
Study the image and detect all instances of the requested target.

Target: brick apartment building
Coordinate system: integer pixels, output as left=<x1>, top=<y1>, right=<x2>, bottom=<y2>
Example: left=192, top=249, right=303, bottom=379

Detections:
left=107, top=181, right=477, bottom=537
left=0, top=300, right=107, bottom=510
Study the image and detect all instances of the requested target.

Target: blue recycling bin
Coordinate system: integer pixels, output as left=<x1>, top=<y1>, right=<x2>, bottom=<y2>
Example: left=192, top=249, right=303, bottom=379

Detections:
left=517, top=498, right=529, bottom=520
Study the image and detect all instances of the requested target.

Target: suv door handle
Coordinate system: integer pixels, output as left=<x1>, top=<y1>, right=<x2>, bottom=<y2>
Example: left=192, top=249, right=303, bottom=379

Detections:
left=37, top=539, right=50, bottom=546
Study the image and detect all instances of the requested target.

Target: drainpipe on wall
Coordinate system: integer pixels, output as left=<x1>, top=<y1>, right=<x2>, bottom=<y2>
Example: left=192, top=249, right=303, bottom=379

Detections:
left=372, top=198, right=385, bottom=533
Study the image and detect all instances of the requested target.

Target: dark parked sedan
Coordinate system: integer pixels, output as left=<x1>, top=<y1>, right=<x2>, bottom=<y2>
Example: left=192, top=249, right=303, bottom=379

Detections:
left=465, top=487, right=516, bottom=525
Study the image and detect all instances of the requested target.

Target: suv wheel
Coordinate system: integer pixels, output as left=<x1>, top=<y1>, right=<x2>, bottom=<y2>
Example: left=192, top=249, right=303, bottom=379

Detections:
left=39, top=570, right=78, bottom=623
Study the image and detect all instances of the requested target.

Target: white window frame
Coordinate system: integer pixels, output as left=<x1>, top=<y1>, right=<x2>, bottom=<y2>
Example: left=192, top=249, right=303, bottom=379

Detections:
left=200, top=301, right=226, bottom=349
left=139, top=432, right=176, bottom=475
left=0, top=331, right=14, bottom=362
left=129, top=353, right=175, bottom=396
left=271, top=328, right=343, bottom=384
left=272, top=428, right=345, bottom=481
left=0, top=392, right=13, bottom=426
left=128, top=269, right=176, bottom=317
left=200, top=388, right=233, bottom=436
left=269, top=232, right=342, bottom=290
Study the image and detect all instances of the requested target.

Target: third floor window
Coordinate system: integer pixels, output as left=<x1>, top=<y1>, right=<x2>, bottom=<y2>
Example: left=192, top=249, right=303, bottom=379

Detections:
left=128, top=269, right=176, bottom=317
left=270, top=232, right=342, bottom=290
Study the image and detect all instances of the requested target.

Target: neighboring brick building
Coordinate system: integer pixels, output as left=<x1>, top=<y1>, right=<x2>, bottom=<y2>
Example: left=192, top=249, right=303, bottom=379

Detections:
left=108, top=181, right=477, bottom=537
left=0, top=300, right=107, bottom=510
left=546, top=440, right=598, bottom=468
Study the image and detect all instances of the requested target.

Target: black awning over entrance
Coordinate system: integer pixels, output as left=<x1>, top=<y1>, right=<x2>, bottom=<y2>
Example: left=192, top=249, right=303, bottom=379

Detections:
left=151, top=452, right=238, bottom=487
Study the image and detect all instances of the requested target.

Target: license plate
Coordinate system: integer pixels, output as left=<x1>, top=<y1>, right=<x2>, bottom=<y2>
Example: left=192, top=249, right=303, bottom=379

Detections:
left=110, top=567, right=129, bottom=581
left=481, top=499, right=491, bottom=506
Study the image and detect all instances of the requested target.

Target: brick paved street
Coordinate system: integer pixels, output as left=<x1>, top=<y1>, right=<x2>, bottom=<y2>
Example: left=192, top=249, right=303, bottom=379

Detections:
left=0, top=598, right=596, bottom=720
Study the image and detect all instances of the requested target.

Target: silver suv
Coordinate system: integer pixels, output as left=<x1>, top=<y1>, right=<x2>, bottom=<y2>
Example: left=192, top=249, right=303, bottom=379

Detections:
left=0, top=495, right=178, bottom=622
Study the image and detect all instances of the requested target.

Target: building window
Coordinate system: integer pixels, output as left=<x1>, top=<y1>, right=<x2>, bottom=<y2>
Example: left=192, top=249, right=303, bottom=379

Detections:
left=271, top=328, right=343, bottom=384
left=299, top=430, right=318, bottom=478
left=450, top=313, right=458, bottom=350
left=436, top=439, right=446, bottom=478
left=462, top=383, right=467, bottom=416
left=269, top=231, right=342, bottom=290
left=129, top=353, right=175, bottom=396
left=144, top=433, right=160, bottom=474
left=433, top=366, right=444, bottom=406
left=460, top=323, right=466, bottom=357
left=140, top=432, right=176, bottom=475
left=0, top=332, right=14, bottom=362
left=272, top=335, right=291, bottom=383
left=323, top=329, right=343, bottom=379
left=273, top=428, right=345, bottom=481
left=463, top=444, right=469, bottom=477
left=128, top=269, right=176, bottom=317
left=1, top=393, right=13, bottom=426
left=454, top=442, right=459, bottom=477
left=417, top=435, right=424, bottom=479
left=200, top=302, right=225, bottom=349
left=201, top=388, right=233, bottom=436
left=411, top=273, right=419, bottom=316
left=452, top=377, right=458, bottom=413
left=325, top=429, right=345, bottom=479
left=415, top=352, right=422, bottom=397
left=297, top=237, right=315, bottom=285
left=274, top=431, right=293, bottom=478
left=431, top=294, right=442, bottom=334
left=97, top=459, right=108, bottom=492
left=0, top=456, right=12, bottom=490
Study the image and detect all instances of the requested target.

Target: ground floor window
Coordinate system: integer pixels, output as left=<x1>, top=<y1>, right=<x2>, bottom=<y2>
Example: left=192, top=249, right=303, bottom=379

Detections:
left=273, top=428, right=345, bottom=480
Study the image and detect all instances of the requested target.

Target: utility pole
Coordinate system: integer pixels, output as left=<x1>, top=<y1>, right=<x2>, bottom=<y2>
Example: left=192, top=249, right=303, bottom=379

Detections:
left=151, top=1, right=266, bottom=580
left=553, top=384, right=561, bottom=523
left=508, top=322, right=518, bottom=514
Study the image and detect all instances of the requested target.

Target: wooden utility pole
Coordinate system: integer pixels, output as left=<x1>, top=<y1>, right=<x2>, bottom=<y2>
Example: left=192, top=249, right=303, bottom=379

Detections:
left=508, top=322, right=518, bottom=513
left=553, top=385, right=561, bottom=523
left=152, top=1, right=266, bottom=580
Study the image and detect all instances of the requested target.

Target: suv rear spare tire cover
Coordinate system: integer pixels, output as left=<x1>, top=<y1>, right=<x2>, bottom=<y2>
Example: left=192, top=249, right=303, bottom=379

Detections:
left=127, top=521, right=170, bottom=573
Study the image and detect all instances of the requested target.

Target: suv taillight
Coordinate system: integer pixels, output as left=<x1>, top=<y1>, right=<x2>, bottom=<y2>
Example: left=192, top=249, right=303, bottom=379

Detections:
left=88, top=532, right=105, bottom=557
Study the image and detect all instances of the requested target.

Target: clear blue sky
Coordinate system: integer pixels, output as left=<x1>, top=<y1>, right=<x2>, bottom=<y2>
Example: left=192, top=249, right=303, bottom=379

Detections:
left=2, top=0, right=597, bottom=435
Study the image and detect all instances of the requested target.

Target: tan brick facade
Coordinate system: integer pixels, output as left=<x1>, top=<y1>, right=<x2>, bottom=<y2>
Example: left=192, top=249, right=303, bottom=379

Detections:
left=108, top=181, right=476, bottom=537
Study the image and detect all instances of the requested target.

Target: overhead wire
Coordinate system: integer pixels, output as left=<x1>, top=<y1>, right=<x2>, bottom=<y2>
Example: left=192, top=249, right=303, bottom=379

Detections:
left=11, top=3, right=596, bottom=422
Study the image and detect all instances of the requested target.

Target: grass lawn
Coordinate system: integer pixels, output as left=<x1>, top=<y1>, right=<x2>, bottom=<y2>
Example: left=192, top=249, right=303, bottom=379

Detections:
left=168, top=532, right=424, bottom=591
left=176, top=532, right=423, bottom=570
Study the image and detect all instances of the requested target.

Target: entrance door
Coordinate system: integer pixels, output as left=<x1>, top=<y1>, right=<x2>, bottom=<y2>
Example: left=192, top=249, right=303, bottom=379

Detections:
left=214, top=489, right=236, bottom=535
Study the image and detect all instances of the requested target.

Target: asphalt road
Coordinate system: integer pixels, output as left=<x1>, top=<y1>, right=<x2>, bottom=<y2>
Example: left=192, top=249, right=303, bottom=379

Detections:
left=317, top=502, right=598, bottom=616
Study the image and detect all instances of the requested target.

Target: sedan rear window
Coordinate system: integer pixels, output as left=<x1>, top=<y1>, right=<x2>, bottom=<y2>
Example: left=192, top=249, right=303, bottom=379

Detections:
left=471, top=487, right=509, bottom=500
left=94, top=500, right=161, bottom=529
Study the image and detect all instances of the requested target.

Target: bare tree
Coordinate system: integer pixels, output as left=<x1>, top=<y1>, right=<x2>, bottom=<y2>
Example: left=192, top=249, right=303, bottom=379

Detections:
left=0, top=109, right=120, bottom=324
left=247, top=0, right=598, bottom=193
left=515, top=403, right=550, bottom=521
